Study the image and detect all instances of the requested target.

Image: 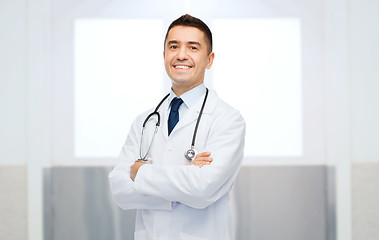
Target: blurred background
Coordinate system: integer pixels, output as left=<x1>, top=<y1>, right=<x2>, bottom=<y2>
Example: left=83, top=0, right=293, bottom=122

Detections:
left=0, top=0, right=378, bottom=239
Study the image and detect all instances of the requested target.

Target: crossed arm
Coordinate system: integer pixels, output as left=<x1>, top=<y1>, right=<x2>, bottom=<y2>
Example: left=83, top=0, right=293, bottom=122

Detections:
left=109, top=109, right=245, bottom=210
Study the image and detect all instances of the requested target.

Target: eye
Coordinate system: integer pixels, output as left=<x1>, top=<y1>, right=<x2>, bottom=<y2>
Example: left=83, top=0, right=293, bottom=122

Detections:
left=190, top=46, right=198, bottom=50
left=170, top=45, right=178, bottom=49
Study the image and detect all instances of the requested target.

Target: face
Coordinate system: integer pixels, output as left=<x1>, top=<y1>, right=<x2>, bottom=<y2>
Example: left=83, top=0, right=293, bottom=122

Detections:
left=164, top=26, right=214, bottom=95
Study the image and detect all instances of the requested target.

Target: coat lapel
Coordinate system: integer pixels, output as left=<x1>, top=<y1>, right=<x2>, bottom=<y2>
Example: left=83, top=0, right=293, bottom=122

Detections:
left=169, top=90, right=218, bottom=136
left=172, top=108, right=200, bottom=134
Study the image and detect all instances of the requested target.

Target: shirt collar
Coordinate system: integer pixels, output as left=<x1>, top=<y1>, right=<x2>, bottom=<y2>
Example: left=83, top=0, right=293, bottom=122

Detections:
left=168, top=83, right=206, bottom=110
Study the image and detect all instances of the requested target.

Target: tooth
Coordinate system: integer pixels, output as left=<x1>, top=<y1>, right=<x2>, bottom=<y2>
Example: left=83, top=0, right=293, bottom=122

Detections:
left=176, top=65, right=189, bottom=69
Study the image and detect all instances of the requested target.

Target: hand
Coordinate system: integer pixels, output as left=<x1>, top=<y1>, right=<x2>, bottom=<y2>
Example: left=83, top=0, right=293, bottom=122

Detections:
left=186, top=152, right=213, bottom=168
left=130, top=160, right=146, bottom=181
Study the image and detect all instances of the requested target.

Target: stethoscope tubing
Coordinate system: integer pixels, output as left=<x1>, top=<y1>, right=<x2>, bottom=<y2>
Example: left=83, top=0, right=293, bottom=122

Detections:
left=190, top=88, right=209, bottom=149
left=140, top=88, right=208, bottom=161
left=142, top=93, right=170, bottom=128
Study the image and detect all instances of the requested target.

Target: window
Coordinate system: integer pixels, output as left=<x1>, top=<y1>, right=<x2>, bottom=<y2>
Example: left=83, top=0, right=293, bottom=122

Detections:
left=73, top=18, right=303, bottom=159
left=212, top=19, right=302, bottom=156
left=74, top=19, right=164, bottom=158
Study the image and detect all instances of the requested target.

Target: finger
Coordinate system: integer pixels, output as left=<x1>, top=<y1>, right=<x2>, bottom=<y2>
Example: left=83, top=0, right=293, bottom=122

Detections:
left=199, top=161, right=211, bottom=165
left=192, top=162, right=203, bottom=168
left=194, top=157, right=213, bottom=162
left=195, top=152, right=211, bottom=158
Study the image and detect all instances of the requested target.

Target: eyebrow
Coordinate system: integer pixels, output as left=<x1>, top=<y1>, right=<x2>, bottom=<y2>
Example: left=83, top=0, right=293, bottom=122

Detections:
left=188, top=41, right=201, bottom=46
left=167, top=40, right=179, bottom=45
left=167, top=40, right=202, bottom=47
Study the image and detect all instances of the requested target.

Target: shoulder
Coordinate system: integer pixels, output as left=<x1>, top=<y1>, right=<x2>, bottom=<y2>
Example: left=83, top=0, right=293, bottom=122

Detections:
left=132, top=107, right=156, bottom=129
left=208, top=90, right=246, bottom=128
left=210, top=90, right=244, bottom=119
left=132, top=94, right=170, bottom=127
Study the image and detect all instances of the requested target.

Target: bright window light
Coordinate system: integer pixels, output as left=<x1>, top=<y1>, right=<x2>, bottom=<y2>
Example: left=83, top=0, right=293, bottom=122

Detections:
left=212, top=19, right=302, bottom=157
left=74, top=19, right=164, bottom=158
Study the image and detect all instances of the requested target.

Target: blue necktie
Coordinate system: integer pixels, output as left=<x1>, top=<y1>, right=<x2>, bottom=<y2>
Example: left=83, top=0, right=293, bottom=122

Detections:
left=168, top=97, right=183, bottom=135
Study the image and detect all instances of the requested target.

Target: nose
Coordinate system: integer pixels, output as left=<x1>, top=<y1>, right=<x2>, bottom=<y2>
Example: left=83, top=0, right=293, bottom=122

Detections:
left=176, top=47, right=189, bottom=60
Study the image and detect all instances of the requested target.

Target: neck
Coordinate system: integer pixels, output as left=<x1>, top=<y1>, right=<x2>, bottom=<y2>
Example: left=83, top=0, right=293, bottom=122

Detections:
left=172, top=82, right=203, bottom=97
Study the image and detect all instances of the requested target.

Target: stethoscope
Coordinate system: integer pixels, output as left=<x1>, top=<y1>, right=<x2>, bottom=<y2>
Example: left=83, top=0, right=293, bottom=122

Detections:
left=139, top=88, right=209, bottom=162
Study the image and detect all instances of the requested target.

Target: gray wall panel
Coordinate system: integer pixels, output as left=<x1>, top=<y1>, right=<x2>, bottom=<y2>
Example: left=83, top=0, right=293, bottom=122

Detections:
left=44, top=166, right=332, bottom=240
left=233, top=166, right=328, bottom=240
left=352, top=162, right=379, bottom=240
left=44, top=167, right=135, bottom=240
left=0, top=166, right=27, bottom=240
left=326, top=167, right=336, bottom=240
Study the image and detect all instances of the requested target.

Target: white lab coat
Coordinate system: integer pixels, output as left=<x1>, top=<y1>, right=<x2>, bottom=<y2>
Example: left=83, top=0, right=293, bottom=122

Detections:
left=109, top=90, right=245, bottom=240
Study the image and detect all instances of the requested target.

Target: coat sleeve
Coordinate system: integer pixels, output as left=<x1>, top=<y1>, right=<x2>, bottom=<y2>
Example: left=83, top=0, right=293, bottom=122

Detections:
left=133, top=108, right=246, bottom=209
left=108, top=117, right=173, bottom=210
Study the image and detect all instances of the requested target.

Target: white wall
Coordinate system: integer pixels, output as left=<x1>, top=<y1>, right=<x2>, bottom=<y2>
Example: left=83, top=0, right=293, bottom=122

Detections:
left=0, top=0, right=28, bottom=239
left=349, top=1, right=379, bottom=239
left=25, top=0, right=54, bottom=239
left=324, top=0, right=351, bottom=239
left=1, top=0, right=53, bottom=239
left=0, top=0, right=27, bottom=165
left=350, top=0, right=379, bottom=163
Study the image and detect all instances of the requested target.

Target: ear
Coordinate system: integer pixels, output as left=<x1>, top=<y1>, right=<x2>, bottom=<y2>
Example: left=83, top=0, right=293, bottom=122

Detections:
left=206, top=52, right=215, bottom=69
left=163, top=50, right=166, bottom=60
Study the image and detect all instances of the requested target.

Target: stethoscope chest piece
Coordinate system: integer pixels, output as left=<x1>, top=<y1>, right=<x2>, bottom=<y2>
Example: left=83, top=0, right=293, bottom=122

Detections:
left=185, top=148, right=198, bottom=161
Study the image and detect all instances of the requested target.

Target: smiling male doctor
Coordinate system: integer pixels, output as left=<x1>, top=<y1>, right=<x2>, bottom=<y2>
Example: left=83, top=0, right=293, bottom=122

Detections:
left=109, top=14, right=245, bottom=240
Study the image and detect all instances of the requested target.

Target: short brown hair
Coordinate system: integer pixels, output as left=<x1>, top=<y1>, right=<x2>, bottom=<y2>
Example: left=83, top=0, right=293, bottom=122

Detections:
left=164, top=14, right=213, bottom=54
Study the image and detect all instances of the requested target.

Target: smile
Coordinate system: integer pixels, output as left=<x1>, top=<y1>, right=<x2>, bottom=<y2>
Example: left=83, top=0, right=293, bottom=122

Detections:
left=174, top=65, right=191, bottom=69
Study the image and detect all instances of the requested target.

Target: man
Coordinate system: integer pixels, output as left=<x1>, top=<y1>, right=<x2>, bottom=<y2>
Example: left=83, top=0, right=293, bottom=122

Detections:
left=109, top=14, right=245, bottom=240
